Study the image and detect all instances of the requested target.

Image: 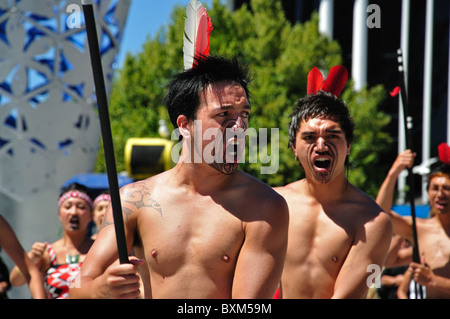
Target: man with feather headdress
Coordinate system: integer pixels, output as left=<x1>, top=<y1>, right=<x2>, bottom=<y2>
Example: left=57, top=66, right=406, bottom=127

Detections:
left=377, top=145, right=450, bottom=298
left=70, top=0, right=288, bottom=299
left=274, top=66, right=392, bottom=298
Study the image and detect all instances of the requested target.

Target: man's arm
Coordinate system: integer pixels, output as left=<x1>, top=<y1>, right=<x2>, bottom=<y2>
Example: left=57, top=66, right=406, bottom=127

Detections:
left=69, top=186, right=142, bottom=299
left=0, top=216, right=46, bottom=299
left=332, top=211, right=393, bottom=298
left=376, top=150, right=415, bottom=213
left=231, top=195, right=289, bottom=298
left=410, top=261, right=450, bottom=294
left=376, top=150, right=416, bottom=241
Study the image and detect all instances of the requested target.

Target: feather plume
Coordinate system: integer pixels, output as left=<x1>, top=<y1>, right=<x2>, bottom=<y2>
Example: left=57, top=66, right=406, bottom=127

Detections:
left=183, top=0, right=213, bottom=70
left=438, top=143, right=450, bottom=165
left=321, top=65, right=348, bottom=98
left=390, top=86, right=401, bottom=97
left=307, top=67, right=324, bottom=95
left=306, top=65, right=348, bottom=97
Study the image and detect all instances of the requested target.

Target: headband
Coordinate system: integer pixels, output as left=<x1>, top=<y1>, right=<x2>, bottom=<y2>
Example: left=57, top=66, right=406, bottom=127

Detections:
left=58, top=190, right=93, bottom=208
left=93, top=193, right=111, bottom=208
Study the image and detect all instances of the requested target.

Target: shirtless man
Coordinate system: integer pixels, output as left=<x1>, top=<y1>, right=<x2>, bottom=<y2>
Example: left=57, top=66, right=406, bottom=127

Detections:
left=69, top=55, right=289, bottom=299
left=275, top=91, right=392, bottom=298
left=376, top=149, right=450, bottom=298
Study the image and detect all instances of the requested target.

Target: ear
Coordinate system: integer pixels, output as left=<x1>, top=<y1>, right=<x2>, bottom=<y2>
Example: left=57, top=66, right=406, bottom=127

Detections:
left=290, top=143, right=298, bottom=159
left=176, top=115, right=191, bottom=139
left=346, top=143, right=351, bottom=156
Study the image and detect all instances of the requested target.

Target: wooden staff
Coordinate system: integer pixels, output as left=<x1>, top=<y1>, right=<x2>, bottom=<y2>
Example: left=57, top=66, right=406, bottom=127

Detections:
left=81, top=0, right=129, bottom=264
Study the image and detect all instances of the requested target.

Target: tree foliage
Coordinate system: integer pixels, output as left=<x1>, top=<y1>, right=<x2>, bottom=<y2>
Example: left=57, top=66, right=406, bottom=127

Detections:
left=95, top=0, right=392, bottom=198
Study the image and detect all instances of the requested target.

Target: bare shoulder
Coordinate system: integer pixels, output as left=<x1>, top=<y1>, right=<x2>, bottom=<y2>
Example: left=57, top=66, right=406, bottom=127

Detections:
left=116, top=174, right=167, bottom=223
left=273, top=180, right=304, bottom=200
left=120, top=174, right=161, bottom=198
left=238, top=171, right=288, bottom=207
left=349, top=185, right=392, bottom=232
left=235, top=171, right=289, bottom=223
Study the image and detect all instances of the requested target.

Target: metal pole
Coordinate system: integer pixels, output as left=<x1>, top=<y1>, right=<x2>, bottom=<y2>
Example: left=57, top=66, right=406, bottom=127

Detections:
left=397, top=0, right=410, bottom=204
left=319, top=0, right=334, bottom=39
left=352, top=0, right=368, bottom=91
left=422, top=0, right=434, bottom=203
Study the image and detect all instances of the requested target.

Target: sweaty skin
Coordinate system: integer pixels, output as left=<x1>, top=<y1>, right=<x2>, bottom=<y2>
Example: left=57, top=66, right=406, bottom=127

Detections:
left=69, top=81, right=289, bottom=299
left=276, top=117, right=392, bottom=298
left=377, top=156, right=450, bottom=299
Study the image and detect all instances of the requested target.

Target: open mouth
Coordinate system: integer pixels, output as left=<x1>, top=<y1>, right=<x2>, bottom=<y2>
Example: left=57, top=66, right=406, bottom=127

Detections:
left=225, top=138, right=240, bottom=162
left=435, top=201, right=448, bottom=210
left=314, top=157, right=331, bottom=170
left=69, top=216, right=80, bottom=230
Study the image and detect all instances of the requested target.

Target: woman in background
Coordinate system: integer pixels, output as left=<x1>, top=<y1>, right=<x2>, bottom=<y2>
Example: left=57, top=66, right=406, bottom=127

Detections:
left=10, top=183, right=94, bottom=299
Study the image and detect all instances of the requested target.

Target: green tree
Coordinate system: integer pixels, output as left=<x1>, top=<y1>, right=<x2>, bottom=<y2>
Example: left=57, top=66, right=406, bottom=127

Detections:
left=95, top=0, right=392, bottom=198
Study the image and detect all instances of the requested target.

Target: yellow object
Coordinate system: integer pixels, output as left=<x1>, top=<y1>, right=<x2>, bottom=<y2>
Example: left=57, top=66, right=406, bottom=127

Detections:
left=125, top=138, right=175, bottom=180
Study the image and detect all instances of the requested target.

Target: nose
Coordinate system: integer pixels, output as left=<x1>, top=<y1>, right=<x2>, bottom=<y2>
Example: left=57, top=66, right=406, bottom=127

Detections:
left=227, top=116, right=245, bottom=131
left=315, top=137, right=328, bottom=152
left=68, top=205, right=78, bottom=215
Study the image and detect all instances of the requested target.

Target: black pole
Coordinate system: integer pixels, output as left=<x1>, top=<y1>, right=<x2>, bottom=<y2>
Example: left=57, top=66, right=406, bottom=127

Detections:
left=82, top=0, right=129, bottom=264
left=397, top=48, right=422, bottom=298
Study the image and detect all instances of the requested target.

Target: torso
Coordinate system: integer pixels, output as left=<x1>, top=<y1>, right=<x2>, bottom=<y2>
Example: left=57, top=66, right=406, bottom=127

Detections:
left=126, top=170, right=277, bottom=298
left=277, top=179, right=385, bottom=298
left=44, top=239, right=92, bottom=299
left=417, top=217, right=450, bottom=298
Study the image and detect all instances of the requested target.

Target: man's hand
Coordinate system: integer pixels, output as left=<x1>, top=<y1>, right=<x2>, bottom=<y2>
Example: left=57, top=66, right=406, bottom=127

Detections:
left=98, top=257, right=144, bottom=299
left=409, top=261, right=434, bottom=287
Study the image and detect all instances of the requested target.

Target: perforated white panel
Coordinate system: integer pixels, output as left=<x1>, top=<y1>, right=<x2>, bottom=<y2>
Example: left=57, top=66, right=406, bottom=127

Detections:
left=0, top=0, right=130, bottom=198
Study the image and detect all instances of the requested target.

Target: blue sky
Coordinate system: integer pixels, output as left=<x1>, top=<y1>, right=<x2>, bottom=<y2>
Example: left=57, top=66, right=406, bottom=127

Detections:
left=117, top=0, right=214, bottom=67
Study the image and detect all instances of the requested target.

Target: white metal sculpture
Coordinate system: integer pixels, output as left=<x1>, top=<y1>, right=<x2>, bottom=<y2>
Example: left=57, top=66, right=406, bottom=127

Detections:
left=0, top=1, right=130, bottom=298
left=0, top=0, right=130, bottom=198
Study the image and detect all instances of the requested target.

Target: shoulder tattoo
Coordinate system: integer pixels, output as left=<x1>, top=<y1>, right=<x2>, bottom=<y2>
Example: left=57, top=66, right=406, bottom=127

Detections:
left=122, top=183, right=162, bottom=216
left=100, top=183, right=162, bottom=230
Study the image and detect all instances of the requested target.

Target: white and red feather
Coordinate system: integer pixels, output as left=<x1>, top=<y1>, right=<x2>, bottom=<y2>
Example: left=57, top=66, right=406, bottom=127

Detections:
left=183, top=0, right=213, bottom=70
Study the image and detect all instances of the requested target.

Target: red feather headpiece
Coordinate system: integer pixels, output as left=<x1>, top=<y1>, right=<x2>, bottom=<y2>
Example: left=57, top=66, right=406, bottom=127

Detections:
left=307, top=65, right=348, bottom=97
left=438, top=143, right=450, bottom=165
left=183, top=0, right=213, bottom=70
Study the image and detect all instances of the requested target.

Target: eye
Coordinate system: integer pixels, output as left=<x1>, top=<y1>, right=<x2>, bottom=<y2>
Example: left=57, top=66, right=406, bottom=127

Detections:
left=241, top=111, right=250, bottom=119
left=77, top=203, right=88, bottom=210
left=302, top=135, right=315, bottom=141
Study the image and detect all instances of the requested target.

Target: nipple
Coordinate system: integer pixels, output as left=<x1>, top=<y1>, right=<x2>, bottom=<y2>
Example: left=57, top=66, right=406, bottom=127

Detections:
left=331, top=256, right=338, bottom=262
left=222, top=254, right=230, bottom=263
left=151, top=249, right=158, bottom=258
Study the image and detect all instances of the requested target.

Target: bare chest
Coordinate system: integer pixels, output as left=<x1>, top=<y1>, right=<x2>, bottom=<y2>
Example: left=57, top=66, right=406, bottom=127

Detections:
left=287, top=204, right=353, bottom=270
left=419, top=224, right=450, bottom=271
left=135, top=198, right=245, bottom=278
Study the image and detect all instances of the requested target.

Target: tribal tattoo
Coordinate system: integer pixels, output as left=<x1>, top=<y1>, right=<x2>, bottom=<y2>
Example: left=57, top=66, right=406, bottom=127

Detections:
left=100, top=183, right=162, bottom=230
left=122, top=183, right=162, bottom=216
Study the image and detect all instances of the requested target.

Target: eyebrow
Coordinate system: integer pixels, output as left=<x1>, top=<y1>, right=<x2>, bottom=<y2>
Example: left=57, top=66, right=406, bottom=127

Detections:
left=300, top=128, right=343, bottom=136
left=218, top=104, right=251, bottom=111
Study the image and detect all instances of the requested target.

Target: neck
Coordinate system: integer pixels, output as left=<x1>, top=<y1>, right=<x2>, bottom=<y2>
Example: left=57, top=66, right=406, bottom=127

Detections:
left=171, top=160, right=235, bottom=195
left=305, top=174, right=350, bottom=202
left=437, top=212, right=450, bottom=230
